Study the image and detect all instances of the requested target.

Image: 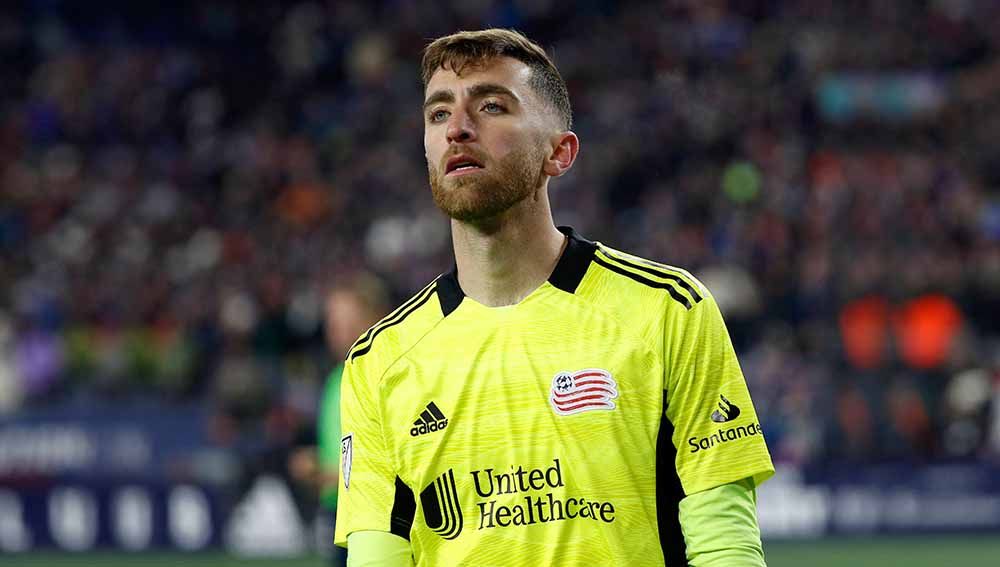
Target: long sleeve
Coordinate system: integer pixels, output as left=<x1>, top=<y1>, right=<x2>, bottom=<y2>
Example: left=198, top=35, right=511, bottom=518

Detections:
left=347, top=531, right=415, bottom=567
left=678, top=477, right=766, bottom=566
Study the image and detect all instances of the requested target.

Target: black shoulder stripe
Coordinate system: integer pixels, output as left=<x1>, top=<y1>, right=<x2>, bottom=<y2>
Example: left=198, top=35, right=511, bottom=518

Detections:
left=348, top=280, right=437, bottom=355
left=597, top=247, right=703, bottom=303
left=349, top=283, right=438, bottom=361
left=593, top=255, right=693, bottom=310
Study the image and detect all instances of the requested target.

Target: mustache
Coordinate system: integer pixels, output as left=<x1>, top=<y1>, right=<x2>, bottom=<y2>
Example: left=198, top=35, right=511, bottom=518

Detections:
left=440, top=148, right=488, bottom=170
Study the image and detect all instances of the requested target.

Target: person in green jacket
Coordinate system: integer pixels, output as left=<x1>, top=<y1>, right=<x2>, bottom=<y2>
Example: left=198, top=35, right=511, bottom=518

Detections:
left=291, top=272, right=388, bottom=565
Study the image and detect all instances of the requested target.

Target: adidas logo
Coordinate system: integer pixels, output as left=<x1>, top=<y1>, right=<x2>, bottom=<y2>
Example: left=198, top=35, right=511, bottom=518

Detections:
left=710, top=394, right=741, bottom=423
left=410, top=401, right=449, bottom=437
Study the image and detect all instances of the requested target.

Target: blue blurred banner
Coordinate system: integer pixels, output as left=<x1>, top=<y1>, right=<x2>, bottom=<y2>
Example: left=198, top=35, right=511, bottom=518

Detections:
left=0, top=477, right=223, bottom=552
left=0, top=404, right=210, bottom=480
left=5, top=407, right=1000, bottom=552
left=0, top=406, right=309, bottom=554
left=759, top=465, right=1000, bottom=538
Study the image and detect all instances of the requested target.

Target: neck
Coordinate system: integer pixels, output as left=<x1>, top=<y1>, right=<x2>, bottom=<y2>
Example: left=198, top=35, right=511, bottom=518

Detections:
left=451, top=187, right=566, bottom=307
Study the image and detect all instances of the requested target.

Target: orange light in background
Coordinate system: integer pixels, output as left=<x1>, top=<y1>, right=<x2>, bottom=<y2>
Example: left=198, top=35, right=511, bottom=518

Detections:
left=892, top=294, right=963, bottom=370
left=275, top=182, right=331, bottom=228
left=839, top=295, right=890, bottom=370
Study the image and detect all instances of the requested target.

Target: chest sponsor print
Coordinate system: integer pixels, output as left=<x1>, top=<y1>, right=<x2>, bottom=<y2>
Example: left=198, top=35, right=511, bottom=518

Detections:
left=419, top=459, right=616, bottom=540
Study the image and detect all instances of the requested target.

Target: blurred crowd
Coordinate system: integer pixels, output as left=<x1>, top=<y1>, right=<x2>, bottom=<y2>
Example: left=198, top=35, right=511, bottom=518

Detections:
left=1, top=0, right=999, bottom=468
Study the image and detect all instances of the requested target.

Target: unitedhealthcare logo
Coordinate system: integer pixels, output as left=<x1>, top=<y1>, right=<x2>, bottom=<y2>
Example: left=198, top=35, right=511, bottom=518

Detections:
left=420, top=469, right=463, bottom=540
left=420, top=460, right=615, bottom=540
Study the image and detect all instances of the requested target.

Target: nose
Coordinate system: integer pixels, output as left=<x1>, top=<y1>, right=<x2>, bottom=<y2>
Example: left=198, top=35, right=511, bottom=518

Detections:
left=446, top=108, right=476, bottom=144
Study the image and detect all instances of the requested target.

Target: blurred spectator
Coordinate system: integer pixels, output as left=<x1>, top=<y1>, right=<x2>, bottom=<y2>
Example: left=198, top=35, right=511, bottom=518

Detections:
left=287, top=271, right=388, bottom=565
left=0, top=313, right=20, bottom=413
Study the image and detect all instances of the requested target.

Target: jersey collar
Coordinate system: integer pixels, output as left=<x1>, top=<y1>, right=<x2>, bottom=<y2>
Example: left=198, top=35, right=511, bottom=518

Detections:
left=436, top=226, right=597, bottom=317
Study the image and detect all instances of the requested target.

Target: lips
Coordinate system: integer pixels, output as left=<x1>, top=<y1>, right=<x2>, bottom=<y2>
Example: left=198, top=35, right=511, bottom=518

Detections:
left=445, top=154, right=485, bottom=175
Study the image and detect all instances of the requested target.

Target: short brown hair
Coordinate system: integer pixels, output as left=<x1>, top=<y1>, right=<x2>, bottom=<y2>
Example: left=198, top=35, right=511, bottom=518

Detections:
left=421, top=29, right=572, bottom=130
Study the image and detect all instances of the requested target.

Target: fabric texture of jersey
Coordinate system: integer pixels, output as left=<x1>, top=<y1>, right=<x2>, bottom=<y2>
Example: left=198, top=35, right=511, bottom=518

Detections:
left=335, top=227, right=773, bottom=566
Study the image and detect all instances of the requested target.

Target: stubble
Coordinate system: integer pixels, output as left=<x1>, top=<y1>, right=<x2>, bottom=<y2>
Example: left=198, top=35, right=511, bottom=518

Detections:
left=429, top=144, right=544, bottom=223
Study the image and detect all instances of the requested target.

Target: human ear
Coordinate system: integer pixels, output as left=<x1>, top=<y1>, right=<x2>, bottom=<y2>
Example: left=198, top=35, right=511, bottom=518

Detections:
left=543, top=131, right=579, bottom=177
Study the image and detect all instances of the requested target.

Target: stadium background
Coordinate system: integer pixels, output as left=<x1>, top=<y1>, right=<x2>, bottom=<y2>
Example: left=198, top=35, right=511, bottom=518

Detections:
left=2, top=1, right=999, bottom=565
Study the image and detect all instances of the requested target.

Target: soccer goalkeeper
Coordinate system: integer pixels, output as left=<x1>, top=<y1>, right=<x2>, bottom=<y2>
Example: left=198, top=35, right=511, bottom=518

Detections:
left=335, top=28, right=773, bottom=567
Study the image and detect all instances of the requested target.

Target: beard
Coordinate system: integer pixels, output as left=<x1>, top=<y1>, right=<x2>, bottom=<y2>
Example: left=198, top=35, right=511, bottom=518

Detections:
left=428, top=144, right=544, bottom=223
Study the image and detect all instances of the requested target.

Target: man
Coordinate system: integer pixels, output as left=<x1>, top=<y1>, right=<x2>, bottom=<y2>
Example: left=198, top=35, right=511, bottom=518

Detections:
left=336, top=29, right=773, bottom=566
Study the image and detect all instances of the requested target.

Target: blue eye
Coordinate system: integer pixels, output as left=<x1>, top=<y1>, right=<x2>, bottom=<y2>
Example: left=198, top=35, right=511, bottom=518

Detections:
left=429, top=109, right=449, bottom=123
left=482, top=101, right=505, bottom=113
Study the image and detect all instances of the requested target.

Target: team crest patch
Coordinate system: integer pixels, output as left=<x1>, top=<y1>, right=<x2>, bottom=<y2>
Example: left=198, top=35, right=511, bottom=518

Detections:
left=549, top=369, right=618, bottom=415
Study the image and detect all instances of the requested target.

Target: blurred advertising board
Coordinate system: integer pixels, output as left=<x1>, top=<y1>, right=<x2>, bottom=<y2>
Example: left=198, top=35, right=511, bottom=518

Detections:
left=5, top=408, right=1000, bottom=551
left=0, top=405, right=308, bottom=555
left=0, top=474, right=308, bottom=554
left=760, top=464, right=1000, bottom=537
left=0, top=478, right=223, bottom=552
left=0, top=404, right=212, bottom=480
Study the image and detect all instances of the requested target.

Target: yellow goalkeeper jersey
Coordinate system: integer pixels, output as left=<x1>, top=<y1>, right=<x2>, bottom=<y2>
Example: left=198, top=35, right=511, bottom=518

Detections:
left=335, top=227, right=773, bottom=566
